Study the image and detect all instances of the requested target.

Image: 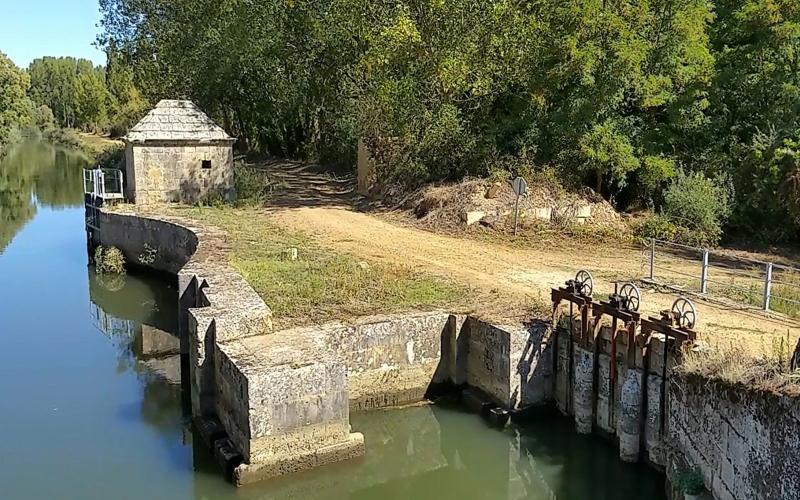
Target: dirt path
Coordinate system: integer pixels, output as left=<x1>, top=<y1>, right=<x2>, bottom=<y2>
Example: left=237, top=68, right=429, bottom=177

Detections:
left=264, top=162, right=799, bottom=355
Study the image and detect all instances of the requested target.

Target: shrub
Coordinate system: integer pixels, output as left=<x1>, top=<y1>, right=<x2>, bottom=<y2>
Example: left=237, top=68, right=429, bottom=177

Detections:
left=234, top=165, right=271, bottom=206
left=635, top=213, right=678, bottom=242
left=42, top=127, right=81, bottom=150
left=662, top=172, right=731, bottom=247
left=94, top=245, right=126, bottom=275
left=94, top=144, right=124, bottom=169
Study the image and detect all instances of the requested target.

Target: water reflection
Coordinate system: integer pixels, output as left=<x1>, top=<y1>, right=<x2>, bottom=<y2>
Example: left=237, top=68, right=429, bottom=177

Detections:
left=84, top=251, right=664, bottom=500
left=88, top=267, right=185, bottom=435
left=0, top=140, right=87, bottom=253
left=191, top=403, right=665, bottom=500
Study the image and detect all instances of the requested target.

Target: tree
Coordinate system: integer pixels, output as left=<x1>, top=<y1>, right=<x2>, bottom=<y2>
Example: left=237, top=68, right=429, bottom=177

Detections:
left=95, top=0, right=799, bottom=243
left=74, top=70, right=110, bottom=132
left=28, top=56, right=110, bottom=131
left=0, top=52, right=32, bottom=155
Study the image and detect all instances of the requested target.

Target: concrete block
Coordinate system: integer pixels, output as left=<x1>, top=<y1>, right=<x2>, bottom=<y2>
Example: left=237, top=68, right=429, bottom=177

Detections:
left=555, top=327, right=572, bottom=416
left=644, top=373, right=665, bottom=465
left=215, top=329, right=363, bottom=466
left=532, top=207, right=553, bottom=221
left=576, top=205, right=592, bottom=219
left=462, top=210, right=486, bottom=226
left=596, top=353, right=615, bottom=434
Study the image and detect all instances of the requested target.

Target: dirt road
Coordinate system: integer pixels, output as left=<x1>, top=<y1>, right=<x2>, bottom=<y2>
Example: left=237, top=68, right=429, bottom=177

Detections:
left=264, top=161, right=799, bottom=355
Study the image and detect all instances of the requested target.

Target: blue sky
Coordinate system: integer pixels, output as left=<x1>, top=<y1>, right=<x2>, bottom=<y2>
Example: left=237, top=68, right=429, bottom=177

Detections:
left=0, top=0, right=105, bottom=68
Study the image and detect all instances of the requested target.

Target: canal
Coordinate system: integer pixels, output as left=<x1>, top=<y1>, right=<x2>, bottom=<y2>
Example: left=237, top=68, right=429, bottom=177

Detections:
left=0, top=140, right=666, bottom=499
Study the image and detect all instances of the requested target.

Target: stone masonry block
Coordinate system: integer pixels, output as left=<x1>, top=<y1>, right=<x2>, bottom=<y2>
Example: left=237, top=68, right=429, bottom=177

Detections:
left=215, top=328, right=362, bottom=465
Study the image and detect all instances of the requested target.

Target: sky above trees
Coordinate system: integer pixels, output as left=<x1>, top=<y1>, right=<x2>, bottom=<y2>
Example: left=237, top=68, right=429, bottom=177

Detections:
left=0, top=0, right=104, bottom=67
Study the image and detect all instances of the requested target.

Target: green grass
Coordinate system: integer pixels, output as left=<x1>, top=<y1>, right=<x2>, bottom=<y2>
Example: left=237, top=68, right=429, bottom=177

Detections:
left=76, top=132, right=121, bottom=158
left=177, top=206, right=465, bottom=328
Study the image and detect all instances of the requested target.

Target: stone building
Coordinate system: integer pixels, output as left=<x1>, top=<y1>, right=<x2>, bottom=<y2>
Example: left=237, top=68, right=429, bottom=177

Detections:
left=124, top=100, right=235, bottom=204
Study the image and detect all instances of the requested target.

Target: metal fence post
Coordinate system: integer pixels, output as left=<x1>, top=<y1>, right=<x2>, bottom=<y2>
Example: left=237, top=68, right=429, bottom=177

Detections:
left=700, top=249, right=709, bottom=294
left=649, top=238, right=655, bottom=280
left=763, top=263, right=773, bottom=311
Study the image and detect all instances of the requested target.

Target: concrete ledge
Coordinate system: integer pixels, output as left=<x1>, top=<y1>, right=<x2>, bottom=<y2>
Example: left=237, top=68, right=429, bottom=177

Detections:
left=233, top=433, right=365, bottom=487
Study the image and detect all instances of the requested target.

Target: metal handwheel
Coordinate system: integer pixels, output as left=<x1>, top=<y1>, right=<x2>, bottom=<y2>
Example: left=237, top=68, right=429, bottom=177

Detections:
left=619, top=283, right=641, bottom=312
left=575, top=269, right=594, bottom=297
left=671, top=297, right=697, bottom=329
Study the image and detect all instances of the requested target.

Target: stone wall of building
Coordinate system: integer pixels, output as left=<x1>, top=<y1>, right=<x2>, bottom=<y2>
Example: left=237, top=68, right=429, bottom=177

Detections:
left=126, top=141, right=234, bottom=205
left=667, top=374, right=800, bottom=500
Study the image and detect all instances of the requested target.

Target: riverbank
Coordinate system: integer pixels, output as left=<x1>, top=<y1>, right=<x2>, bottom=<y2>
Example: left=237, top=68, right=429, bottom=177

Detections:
left=167, top=205, right=527, bottom=329
left=2, top=142, right=663, bottom=500
left=75, top=132, right=122, bottom=159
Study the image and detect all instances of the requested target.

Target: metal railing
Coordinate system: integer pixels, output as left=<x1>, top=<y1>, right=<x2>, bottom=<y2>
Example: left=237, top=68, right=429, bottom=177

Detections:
left=646, top=238, right=800, bottom=316
left=84, top=168, right=125, bottom=200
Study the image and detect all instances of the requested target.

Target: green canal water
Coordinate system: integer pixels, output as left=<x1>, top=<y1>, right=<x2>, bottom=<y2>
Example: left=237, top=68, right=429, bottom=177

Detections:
left=0, top=140, right=666, bottom=500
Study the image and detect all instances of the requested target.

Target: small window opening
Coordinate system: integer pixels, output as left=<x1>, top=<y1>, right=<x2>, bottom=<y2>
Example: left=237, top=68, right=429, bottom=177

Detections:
left=202, top=159, right=212, bottom=169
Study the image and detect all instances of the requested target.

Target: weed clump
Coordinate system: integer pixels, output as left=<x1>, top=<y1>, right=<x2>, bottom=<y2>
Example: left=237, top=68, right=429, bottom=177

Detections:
left=95, top=245, right=126, bottom=275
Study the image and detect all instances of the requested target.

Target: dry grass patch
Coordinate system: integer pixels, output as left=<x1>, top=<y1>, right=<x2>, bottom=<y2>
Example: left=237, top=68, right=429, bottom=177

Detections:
left=679, top=338, right=800, bottom=396
left=174, top=206, right=470, bottom=328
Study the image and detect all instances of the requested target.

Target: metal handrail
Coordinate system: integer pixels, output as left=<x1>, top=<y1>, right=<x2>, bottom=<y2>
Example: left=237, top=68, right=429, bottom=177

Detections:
left=84, top=168, right=124, bottom=199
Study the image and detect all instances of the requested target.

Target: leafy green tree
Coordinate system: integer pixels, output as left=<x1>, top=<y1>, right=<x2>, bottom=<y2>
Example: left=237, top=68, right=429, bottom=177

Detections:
left=94, top=0, right=799, bottom=243
left=74, top=70, right=110, bottom=132
left=0, top=51, right=33, bottom=155
left=28, top=56, right=110, bottom=131
left=699, top=0, right=800, bottom=241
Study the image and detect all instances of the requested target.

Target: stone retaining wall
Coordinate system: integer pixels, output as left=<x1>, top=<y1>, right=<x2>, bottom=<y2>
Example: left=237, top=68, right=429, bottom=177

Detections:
left=95, top=208, right=800, bottom=498
left=94, top=209, right=558, bottom=485
left=668, top=375, right=800, bottom=500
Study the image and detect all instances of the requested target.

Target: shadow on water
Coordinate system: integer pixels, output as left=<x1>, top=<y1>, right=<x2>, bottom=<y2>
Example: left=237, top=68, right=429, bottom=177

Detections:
left=206, top=401, right=665, bottom=500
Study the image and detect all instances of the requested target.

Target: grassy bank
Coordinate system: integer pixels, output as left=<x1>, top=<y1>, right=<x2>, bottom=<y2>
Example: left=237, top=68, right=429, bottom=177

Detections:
left=171, top=206, right=468, bottom=328
left=76, top=132, right=122, bottom=159
left=680, top=341, right=800, bottom=396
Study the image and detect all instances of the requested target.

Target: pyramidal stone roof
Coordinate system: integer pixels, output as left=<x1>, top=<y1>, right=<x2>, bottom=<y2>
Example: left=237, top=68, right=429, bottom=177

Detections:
left=125, top=100, right=234, bottom=143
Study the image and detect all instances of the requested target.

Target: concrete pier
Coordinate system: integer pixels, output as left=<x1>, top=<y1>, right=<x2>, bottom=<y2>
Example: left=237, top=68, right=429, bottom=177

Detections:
left=644, top=334, right=667, bottom=466
left=595, top=327, right=616, bottom=435
left=572, top=345, right=594, bottom=434
left=555, top=316, right=575, bottom=416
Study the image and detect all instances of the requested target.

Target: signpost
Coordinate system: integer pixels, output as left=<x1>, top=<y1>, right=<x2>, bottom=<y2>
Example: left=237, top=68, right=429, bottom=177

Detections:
left=511, top=176, right=528, bottom=236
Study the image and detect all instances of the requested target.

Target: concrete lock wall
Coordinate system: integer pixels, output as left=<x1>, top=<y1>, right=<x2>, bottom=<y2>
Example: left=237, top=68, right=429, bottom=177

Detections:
left=552, top=312, right=669, bottom=466
left=95, top=209, right=800, bottom=497
left=667, top=374, right=800, bottom=500
left=126, top=142, right=234, bottom=205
